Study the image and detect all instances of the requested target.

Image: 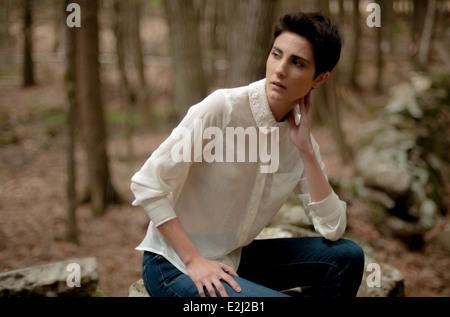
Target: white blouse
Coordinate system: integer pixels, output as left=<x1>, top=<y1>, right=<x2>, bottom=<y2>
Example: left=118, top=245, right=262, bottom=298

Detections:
left=131, top=79, right=347, bottom=275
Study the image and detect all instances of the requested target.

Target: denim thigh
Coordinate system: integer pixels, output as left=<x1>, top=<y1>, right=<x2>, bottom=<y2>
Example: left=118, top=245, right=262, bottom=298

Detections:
left=141, top=251, right=289, bottom=297
left=237, top=237, right=365, bottom=297
left=142, top=251, right=200, bottom=297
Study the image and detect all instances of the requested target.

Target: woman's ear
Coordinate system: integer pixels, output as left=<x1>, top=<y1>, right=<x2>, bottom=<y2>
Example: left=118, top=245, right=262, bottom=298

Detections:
left=312, top=71, right=330, bottom=89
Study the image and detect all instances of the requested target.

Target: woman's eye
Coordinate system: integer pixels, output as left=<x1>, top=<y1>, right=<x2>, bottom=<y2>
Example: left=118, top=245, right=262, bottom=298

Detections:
left=293, top=60, right=304, bottom=67
left=272, top=52, right=281, bottom=59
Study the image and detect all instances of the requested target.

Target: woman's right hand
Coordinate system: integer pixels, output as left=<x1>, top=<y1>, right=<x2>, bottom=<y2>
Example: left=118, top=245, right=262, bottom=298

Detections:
left=156, top=218, right=242, bottom=297
left=186, top=256, right=242, bottom=297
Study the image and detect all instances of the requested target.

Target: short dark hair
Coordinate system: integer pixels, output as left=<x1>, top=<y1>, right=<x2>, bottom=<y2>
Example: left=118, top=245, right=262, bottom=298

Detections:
left=270, top=11, right=342, bottom=78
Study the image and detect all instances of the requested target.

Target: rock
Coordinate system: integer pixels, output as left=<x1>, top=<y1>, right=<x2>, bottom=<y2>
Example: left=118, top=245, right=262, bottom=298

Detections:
left=352, top=73, right=448, bottom=249
left=0, top=258, right=98, bottom=297
left=384, top=82, right=423, bottom=119
left=129, top=278, right=149, bottom=297
left=348, top=240, right=405, bottom=297
left=255, top=227, right=294, bottom=240
left=268, top=203, right=312, bottom=229
left=432, top=221, right=450, bottom=252
left=360, top=201, right=389, bottom=226
left=358, top=255, right=405, bottom=297
left=90, top=288, right=111, bottom=297
left=354, top=132, right=414, bottom=196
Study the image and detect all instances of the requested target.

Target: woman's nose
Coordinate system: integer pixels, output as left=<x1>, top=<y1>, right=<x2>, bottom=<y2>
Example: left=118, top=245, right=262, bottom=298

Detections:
left=275, top=60, right=287, bottom=77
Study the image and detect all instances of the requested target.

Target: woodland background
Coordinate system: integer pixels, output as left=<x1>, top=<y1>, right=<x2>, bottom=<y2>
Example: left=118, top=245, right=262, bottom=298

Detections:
left=0, top=0, right=449, bottom=296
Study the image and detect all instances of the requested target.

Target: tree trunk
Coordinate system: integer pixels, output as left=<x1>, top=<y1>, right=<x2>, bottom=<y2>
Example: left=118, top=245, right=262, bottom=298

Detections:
left=22, top=0, right=35, bottom=87
left=0, top=0, right=15, bottom=54
left=314, top=0, right=351, bottom=162
left=52, top=0, right=63, bottom=52
left=130, top=0, right=146, bottom=91
left=76, top=0, right=120, bottom=217
left=113, top=0, right=135, bottom=106
left=64, top=0, right=79, bottom=244
left=163, top=0, right=208, bottom=120
left=417, top=0, right=437, bottom=70
left=411, top=0, right=428, bottom=44
left=375, top=0, right=390, bottom=92
left=318, top=0, right=330, bottom=16
left=350, top=0, right=361, bottom=91
left=375, top=16, right=383, bottom=92
left=225, top=0, right=278, bottom=87
left=314, top=72, right=351, bottom=162
left=113, top=0, right=137, bottom=173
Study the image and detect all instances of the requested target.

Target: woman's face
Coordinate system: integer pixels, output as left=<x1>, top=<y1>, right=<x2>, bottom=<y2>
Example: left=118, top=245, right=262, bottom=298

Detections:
left=265, top=31, right=329, bottom=121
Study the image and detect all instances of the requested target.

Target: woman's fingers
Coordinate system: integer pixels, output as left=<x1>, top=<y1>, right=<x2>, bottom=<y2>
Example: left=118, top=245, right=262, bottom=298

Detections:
left=206, top=282, right=219, bottom=297
left=299, top=91, right=312, bottom=115
left=220, top=264, right=242, bottom=293
left=221, top=263, right=239, bottom=277
left=196, top=283, right=207, bottom=297
left=195, top=264, right=242, bottom=297
left=222, top=275, right=242, bottom=294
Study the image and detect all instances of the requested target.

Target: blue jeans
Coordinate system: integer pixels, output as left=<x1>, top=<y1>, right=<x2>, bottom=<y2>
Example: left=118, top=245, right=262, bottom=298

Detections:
left=141, top=237, right=364, bottom=297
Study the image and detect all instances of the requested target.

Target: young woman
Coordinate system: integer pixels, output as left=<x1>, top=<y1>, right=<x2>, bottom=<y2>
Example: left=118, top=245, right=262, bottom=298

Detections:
left=131, top=11, right=364, bottom=297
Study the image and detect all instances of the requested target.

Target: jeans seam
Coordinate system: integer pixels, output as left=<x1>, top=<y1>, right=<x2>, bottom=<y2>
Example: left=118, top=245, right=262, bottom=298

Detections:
left=142, top=264, right=156, bottom=297
left=157, top=257, right=184, bottom=297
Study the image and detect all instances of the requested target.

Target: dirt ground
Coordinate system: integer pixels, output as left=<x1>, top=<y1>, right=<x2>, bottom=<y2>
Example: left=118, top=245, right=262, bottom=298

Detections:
left=1, top=79, right=449, bottom=297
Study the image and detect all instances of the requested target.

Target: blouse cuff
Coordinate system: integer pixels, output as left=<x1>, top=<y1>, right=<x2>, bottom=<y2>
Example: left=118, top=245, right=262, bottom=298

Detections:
left=307, top=191, right=346, bottom=225
left=144, top=198, right=178, bottom=227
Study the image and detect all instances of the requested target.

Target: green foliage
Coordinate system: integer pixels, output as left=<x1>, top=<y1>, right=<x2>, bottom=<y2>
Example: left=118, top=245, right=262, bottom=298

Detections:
left=106, top=110, right=143, bottom=127
left=148, top=0, right=162, bottom=8
left=40, top=110, right=65, bottom=126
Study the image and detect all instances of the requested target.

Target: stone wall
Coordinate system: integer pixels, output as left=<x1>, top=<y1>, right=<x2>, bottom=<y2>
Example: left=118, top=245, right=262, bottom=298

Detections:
left=346, top=72, right=449, bottom=250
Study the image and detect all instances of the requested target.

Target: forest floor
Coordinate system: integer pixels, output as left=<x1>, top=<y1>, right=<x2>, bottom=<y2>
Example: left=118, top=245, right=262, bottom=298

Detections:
left=1, top=78, right=449, bottom=297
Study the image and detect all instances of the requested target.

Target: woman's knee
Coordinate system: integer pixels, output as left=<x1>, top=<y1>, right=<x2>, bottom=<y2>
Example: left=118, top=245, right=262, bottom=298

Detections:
left=346, top=239, right=365, bottom=264
left=337, top=239, right=365, bottom=273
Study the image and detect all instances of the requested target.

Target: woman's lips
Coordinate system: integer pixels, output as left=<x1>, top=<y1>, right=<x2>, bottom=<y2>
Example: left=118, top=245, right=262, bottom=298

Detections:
left=271, top=81, right=286, bottom=89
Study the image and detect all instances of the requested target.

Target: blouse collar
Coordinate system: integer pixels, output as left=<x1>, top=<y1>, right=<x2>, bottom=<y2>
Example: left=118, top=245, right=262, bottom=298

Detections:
left=248, top=78, right=289, bottom=130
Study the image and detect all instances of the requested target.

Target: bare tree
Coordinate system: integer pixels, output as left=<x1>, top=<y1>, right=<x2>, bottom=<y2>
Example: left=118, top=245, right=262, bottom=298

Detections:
left=314, top=0, right=351, bottom=161
left=112, top=0, right=142, bottom=171
left=52, top=0, right=63, bottom=52
left=224, top=0, right=278, bottom=87
left=163, top=0, right=208, bottom=119
left=0, top=0, right=15, bottom=54
left=350, top=0, right=361, bottom=91
left=417, top=0, right=437, bottom=70
left=411, top=0, right=428, bottom=47
left=63, top=0, right=79, bottom=244
left=129, top=0, right=147, bottom=92
left=374, top=0, right=391, bottom=92
left=375, top=5, right=383, bottom=92
left=22, top=0, right=35, bottom=87
left=76, top=0, right=121, bottom=217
